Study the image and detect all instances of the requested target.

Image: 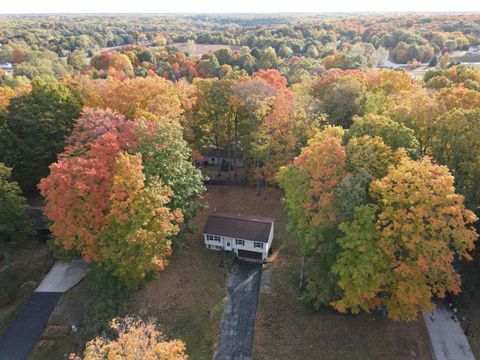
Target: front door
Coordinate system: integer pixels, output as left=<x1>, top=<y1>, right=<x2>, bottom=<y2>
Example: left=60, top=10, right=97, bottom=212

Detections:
left=225, top=240, right=232, bottom=251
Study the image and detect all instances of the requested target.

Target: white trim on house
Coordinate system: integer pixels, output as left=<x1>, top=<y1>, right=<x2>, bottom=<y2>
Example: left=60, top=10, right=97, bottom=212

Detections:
left=203, top=221, right=274, bottom=262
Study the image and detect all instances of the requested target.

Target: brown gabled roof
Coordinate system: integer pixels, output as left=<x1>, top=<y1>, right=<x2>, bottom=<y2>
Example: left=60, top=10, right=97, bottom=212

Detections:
left=202, top=212, right=274, bottom=243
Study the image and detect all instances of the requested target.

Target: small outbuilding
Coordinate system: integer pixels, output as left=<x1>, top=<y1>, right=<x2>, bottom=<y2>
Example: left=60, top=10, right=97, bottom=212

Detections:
left=202, top=149, right=244, bottom=169
left=202, top=212, right=274, bottom=262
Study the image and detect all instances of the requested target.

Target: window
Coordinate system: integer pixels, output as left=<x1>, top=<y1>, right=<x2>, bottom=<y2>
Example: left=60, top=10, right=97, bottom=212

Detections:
left=254, top=242, right=264, bottom=249
left=235, top=239, right=245, bottom=246
left=207, top=234, right=221, bottom=242
left=216, top=245, right=222, bottom=250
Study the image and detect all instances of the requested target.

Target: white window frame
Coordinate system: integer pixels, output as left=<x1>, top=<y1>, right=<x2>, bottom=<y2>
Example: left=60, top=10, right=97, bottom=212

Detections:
left=207, top=234, right=221, bottom=242
left=235, top=239, right=245, bottom=246
left=254, top=242, right=264, bottom=249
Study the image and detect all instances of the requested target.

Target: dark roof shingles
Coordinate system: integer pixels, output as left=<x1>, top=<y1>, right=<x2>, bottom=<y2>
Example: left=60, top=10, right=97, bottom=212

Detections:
left=202, top=212, right=274, bottom=243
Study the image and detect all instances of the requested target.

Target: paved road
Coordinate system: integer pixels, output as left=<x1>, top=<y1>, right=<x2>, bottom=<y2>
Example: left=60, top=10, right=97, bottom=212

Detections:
left=0, top=292, right=62, bottom=360
left=0, top=260, right=87, bottom=360
left=422, top=300, right=475, bottom=360
left=214, top=261, right=262, bottom=360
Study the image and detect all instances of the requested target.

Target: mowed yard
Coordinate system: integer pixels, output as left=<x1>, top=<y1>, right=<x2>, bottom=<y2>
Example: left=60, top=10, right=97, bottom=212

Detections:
left=127, top=185, right=282, bottom=359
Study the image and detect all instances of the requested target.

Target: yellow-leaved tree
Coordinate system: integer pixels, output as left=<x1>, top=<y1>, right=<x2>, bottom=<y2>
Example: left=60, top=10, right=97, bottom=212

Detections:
left=70, top=317, right=188, bottom=360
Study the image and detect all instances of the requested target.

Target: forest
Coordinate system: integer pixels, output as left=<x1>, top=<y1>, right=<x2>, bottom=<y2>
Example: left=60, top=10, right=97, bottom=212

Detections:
left=1, top=13, right=480, bottom=359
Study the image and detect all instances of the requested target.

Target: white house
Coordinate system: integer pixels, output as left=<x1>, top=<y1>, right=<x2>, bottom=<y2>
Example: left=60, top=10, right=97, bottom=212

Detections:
left=202, top=149, right=244, bottom=169
left=0, top=63, right=13, bottom=70
left=202, top=212, right=274, bottom=262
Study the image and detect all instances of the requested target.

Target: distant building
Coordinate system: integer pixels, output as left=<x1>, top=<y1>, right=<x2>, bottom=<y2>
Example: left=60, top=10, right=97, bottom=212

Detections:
left=202, top=148, right=244, bottom=169
left=0, top=62, right=13, bottom=70
left=202, top=212, right=274, bottom=262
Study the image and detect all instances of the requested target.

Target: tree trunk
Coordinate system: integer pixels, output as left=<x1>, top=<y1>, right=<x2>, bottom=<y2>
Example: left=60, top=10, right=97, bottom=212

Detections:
left=233, top=112, right=238, bottom=178
left=299, top=255, right=305, bottom=291
left=227, top=115, right=232, bottom=179
left=256, top=160, right=260, bottom=196
left=215, top=127, right=221, bottom=175
left=3, top=250, right=12, bottom=276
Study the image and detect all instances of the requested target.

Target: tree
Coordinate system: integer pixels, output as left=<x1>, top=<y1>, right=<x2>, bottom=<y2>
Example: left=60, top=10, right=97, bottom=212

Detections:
left=214, top=48, right=235, bottom=65
left=68, top=49, right=87, bottom=71
left=132, top=118, right=206, bottom=225
left=78, top=76, right=182, bottom=121
left=258, top=46, right=277, bottom=70
left=377, top=69, right=413, bottom=95
left=370, top=157, right=478, bottom=320
left=346, top=136, right=401, bottom=179
left=0, top=87, right=15, bottom=110
left=429, top=109, right=480, bottom=209
left=323, top=76, right=366, bottom=128
left=231, top=77, right=275, bottom=192
left=96, top=153, right=182, bottom=287
left=278, top=134, right=347, bottom=307
left=346, top=114, right=420, bottom=158
left=2, top=78, right=82, bottom=191
left=332, top=205, right=389, bottom=314
left=70, top=317, right=188, bottom=360
left=40, top=109, right=204, bottom=286
left=0, top=163, right=34, bottom=272
left=336, top=169, right=373, bottom=223
left=388, top=87, right=444, bottom=156
left=90, top=51, right=133, bottom=75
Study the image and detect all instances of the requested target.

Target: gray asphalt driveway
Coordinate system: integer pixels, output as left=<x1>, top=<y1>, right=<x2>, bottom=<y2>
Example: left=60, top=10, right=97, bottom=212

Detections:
left=422, top=300, right=475, bottom=360
left=0, top=260, right=87, bottom=360
left=214, top=261, right=262, bottom=360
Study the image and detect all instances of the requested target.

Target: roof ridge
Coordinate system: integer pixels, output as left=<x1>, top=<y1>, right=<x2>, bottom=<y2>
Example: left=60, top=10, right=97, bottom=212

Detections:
left=211, top=212, right=274, bottom=223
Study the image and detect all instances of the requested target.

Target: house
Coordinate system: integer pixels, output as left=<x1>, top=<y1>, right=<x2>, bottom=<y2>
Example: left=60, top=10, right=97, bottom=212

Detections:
left=0, top=62, right=13, bottom=76
left=202, top=149, right=244, bottom=169
left=0, top=62, right=13, bottom=70
left=202, top=212, right=274, bottom=262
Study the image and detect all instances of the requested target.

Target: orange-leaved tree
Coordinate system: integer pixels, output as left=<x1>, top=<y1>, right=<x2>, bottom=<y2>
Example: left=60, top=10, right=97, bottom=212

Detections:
left=39, top=108, right=198, bottom=287
left=70, top=316, right=188, bottom=360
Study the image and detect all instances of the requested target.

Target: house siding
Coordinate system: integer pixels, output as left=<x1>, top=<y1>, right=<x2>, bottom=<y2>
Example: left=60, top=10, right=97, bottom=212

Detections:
left=203, top=233, right=269, bottom=261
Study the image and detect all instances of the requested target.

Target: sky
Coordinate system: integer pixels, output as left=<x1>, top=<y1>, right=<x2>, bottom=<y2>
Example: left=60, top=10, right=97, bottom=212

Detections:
left=0, top=0, right=479, bottom=14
